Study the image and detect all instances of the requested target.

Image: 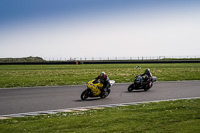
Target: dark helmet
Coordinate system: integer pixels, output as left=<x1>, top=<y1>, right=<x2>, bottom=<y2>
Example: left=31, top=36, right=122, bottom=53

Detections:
left=100, top=72, right=106, bottom=80
left=145, top=68, right=150, bottom=74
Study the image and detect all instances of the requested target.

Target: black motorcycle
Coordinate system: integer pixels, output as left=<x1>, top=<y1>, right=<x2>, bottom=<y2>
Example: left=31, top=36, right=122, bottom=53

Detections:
left=128, top=75, right=156, bottom=92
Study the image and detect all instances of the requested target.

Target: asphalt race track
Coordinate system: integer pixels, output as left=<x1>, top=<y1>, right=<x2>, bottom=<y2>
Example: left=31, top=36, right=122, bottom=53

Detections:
left=0, top=81, right=200, bottom=116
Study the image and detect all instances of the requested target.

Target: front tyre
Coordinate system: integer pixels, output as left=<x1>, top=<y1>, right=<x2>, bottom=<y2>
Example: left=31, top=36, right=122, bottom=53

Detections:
left=81, top=90, right=89, bottom=100
left=128, top=84, right=134, bottom=92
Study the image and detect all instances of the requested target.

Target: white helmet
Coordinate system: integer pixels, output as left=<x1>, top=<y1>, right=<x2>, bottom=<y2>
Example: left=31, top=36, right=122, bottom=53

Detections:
left=145, top=68, right=150, bottom=74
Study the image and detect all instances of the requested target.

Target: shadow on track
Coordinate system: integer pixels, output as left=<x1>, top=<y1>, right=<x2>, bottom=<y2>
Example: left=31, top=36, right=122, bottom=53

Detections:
left=124, top=90, right=145, bottom=93
left=73, top=98, right=102, bottom=102
left=124, top=89, right=154, bottom=93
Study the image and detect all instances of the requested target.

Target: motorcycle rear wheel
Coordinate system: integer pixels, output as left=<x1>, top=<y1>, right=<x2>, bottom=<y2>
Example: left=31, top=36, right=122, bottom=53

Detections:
left=144, top=82, right=153, bottom=91
left=144, top=85, right=150, bottom=91
left=100, top=89, right=110, bottom=98
left=81, top=90, right=89, bottom=100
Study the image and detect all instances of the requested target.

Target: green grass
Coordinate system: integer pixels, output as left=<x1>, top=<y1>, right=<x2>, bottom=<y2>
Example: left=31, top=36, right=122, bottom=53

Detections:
left=0, top=99, right=200, bottom=133
left=1, top=64, right=200, bottom=132
left=0, top=63, right=200, bottom=88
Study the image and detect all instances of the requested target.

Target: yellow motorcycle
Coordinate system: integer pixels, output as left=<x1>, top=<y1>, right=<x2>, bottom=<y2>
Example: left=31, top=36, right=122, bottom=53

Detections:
left=81, top=80, right=115, bottom=100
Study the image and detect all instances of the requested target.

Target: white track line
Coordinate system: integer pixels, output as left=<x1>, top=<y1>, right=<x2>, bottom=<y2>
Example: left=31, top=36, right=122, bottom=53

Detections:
left=1, top=97, right=200, bottom=119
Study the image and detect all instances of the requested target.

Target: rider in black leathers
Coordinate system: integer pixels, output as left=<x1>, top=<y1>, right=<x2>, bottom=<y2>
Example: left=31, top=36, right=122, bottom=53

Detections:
left=140, top=68, right=153, bottom=88
left=94, top=72, right=111, bottom=94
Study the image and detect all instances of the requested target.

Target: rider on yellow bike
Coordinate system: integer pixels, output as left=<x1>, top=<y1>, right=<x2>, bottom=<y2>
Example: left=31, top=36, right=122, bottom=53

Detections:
left=94, top=72, right=111, bottom=95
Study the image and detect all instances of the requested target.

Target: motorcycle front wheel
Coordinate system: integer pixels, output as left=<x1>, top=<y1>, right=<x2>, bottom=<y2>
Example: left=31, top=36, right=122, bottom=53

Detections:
left=81, top=90, right=89, bottom=100
left=128, top=84, right=134, bottom=92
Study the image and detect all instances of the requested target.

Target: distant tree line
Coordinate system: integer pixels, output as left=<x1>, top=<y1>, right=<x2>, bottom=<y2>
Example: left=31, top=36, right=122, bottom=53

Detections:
left=0, top=56, right=200, bottom=64
left=0, top=56, right=45, bottom=63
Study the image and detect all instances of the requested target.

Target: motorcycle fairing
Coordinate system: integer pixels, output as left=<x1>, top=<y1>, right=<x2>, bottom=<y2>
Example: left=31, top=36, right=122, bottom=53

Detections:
left=87, top=80, right=103, bottom=96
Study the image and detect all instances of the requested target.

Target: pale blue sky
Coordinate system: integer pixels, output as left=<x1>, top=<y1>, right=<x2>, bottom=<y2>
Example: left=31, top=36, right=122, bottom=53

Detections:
left=0, top=0, right=200, bottom=59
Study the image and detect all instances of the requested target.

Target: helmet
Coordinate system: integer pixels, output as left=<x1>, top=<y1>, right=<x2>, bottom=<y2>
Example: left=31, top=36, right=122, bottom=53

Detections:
left=100, top=72, right=106, bottom=80
left=145, top=68, right=150, bottom=74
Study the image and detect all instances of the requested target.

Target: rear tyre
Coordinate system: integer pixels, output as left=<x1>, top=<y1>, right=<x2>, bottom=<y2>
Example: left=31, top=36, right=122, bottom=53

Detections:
left=100, top=89, right=110, bottom=98
left=144, top=82, right=153, bottom=91
left=144, top=85, right=150, bottom=91
left=128, top=84, right=134, bottom=92
left=81, top=90, right=89, bottom=100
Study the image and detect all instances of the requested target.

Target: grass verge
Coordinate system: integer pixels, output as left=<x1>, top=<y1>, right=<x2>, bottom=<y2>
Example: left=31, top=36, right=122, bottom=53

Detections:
left=0, top=99, right=200, bottom=132
left=0, top=63, right=200, bottom=88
